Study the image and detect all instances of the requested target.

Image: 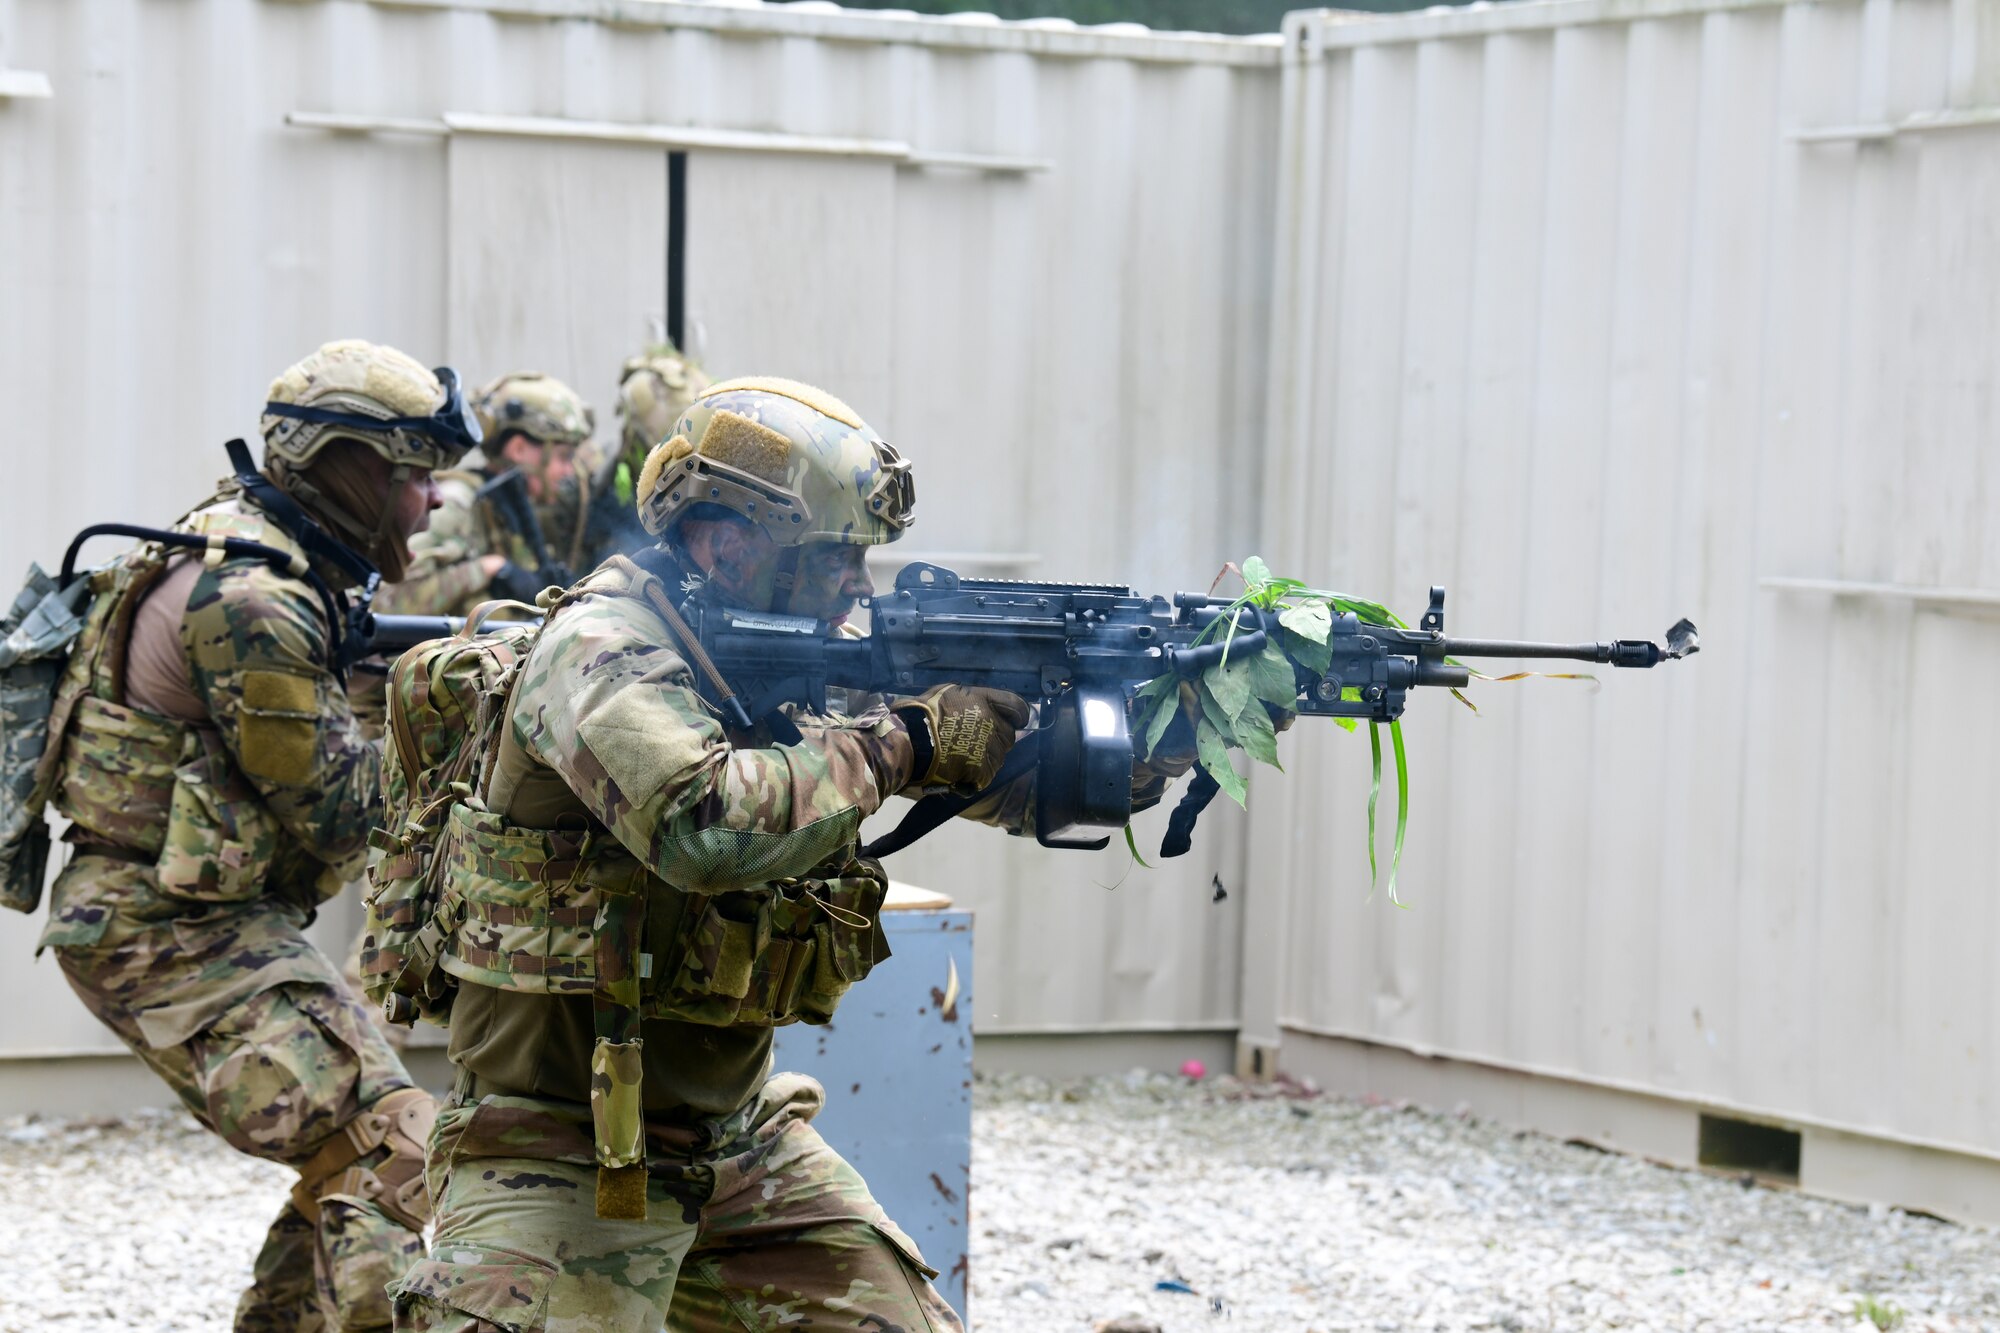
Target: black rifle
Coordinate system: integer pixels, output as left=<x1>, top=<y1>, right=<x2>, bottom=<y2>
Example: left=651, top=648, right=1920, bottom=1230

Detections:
left=576, top=454, right=656, bottom=566
left=477, top=467, right=573, bottom=589
left=368, top=562, right=1696, bottom=859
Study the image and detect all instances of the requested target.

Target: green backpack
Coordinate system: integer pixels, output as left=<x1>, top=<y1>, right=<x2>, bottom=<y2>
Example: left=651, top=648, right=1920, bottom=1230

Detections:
left=360, top=604, right=544, bottom=1026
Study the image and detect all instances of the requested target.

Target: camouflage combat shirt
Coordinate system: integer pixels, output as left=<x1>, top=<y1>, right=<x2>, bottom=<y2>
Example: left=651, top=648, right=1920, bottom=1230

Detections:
left=42, top=492, right=381, bottom=981
left=445, top=559, right=915, bottom=1116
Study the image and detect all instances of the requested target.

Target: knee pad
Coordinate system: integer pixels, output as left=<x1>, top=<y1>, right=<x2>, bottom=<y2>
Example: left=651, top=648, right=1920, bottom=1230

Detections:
left=291, top=1087, right=438, bottom=1233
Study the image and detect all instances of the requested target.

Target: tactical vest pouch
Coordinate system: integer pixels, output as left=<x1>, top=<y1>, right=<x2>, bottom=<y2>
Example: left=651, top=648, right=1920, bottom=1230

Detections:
left=437, top=803, right=646, bottom=997
left=362, top=605, right=543, bottom=1024
left=56, top=694, right=183, bottom=860
left=799, top=865, right=892, bottom=1023
left=659, top=862, right=889, bottom=1027
left=154, top=730, right=279, bottom=906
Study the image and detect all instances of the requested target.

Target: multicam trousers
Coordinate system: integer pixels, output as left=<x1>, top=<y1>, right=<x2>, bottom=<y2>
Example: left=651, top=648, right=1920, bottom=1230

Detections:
left=393, top=1070, right=963, bottom=1332
left=52, top=873, right=426, bottom=1332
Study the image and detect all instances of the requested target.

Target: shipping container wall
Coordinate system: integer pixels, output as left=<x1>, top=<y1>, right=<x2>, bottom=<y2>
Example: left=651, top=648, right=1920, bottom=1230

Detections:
left=0, top=0, right=1282, bottom=1059
left=1251, top=0, right=2000, bottom=1161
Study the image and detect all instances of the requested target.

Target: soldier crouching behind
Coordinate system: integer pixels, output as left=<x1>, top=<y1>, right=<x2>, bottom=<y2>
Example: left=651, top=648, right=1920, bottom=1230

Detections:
left=387, top=378, right=1032, bottom=1332
left=39, top=340, right=479, bottom=1331
left=539, top=345, right=712, bottom=571
left=373, top=371, right=593, bottom=617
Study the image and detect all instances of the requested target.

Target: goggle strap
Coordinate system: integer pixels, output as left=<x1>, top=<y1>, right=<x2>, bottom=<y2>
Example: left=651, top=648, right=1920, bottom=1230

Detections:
left=263, top=400, right=478, bottom=449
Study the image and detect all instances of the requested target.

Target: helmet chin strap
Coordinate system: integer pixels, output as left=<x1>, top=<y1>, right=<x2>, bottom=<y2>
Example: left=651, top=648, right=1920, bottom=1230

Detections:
left=223, top=438, right=380, bottom=680
left=369, top=463, right=414, bottom=571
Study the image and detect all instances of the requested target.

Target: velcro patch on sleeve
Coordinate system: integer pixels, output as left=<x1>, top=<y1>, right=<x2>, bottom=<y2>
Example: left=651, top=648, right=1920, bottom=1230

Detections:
left=575, top=685, right=716, bottom=815
left=239, top=670, right=320, bottom=786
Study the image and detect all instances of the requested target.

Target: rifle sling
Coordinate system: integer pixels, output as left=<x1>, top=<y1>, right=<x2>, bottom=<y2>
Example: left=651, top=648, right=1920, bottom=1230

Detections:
left=222, top=437, right=381, bottom=677
left=862, top=732, right=1042, bottom=860
left=1158, top=766, right=1221, bottom=859
left=634, top=579, right=758, bottom=733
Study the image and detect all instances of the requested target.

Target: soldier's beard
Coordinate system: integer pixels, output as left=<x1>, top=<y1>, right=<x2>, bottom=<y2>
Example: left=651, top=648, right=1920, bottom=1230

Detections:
left=271, top=446, right=415, bottom=582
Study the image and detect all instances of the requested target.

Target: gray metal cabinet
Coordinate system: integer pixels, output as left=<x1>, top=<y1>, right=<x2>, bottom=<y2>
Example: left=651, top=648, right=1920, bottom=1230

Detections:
left=771, top=901, right=973, bottom=1321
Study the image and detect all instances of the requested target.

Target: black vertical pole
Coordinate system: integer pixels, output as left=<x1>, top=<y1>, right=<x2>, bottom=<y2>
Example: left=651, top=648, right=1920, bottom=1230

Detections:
left=666, top=151, right=687, bottom=351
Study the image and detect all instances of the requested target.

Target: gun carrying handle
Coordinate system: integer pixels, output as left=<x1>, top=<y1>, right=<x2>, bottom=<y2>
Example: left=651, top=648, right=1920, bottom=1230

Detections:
left=1158, top=767, right=1222, bottom=859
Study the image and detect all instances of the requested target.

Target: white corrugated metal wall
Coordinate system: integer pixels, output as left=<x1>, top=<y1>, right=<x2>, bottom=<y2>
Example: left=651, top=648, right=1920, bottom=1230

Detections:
left=8, top=0, right=2000, bottom=1218
left=0, top=0, right=1280, bottom=1064
left=1250, top=0, right=2000, bottom=1207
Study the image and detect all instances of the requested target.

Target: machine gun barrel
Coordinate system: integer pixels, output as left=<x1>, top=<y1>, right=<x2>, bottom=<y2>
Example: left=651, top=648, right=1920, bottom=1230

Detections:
left=1439, top=636, right=1673, bottom=668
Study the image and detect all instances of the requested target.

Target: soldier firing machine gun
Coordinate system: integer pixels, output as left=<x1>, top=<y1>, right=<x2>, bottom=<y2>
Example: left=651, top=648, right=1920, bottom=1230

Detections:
left=366, top=561, right=1698, bottom=861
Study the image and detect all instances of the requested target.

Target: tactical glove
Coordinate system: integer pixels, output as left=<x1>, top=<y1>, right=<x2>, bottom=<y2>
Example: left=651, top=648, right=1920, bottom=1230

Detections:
left=489, top=560, right=548, bottom=606
left=892, top=685, right=1033, bottom=794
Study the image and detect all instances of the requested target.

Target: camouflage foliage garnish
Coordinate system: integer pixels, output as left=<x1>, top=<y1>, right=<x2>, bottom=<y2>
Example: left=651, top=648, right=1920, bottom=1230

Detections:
left=1132, top=555, right=1422, bottom=904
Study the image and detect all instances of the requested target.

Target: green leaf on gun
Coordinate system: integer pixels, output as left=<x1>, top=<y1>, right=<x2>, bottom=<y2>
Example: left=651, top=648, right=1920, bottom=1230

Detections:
left=1247, top=641, right=1301, bottom=709
left=1141, top=682, right=1181, bottom=759
left=1366, top=721, right=1383, bottom=892
left=1278, top=601, right=1332, bottom=644
left=1202, top=656, right=1254, bottom=724
left=1195, top=717, right=1247, bottom=807
left=1386, top=718, right=1409, bottom=908
left=1235, top=700, right=1281, bottom=771
left=1124, top=823, right=1154, bottom=869
left=1278, top=625, right=1331, bottom=676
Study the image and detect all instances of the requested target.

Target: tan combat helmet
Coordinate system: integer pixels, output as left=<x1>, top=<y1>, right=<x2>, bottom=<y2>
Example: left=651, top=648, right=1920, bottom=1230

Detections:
left=472, top=372, right=594, bottom=454
left=636, top=377, right=914, bottom=548
left=617, top=349, right=711, bottom=470
left=261, top=339, right=481, bottom=472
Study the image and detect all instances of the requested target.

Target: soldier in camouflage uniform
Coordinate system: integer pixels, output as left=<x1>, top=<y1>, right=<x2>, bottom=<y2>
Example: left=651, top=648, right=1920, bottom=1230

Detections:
left=40, top=340, right=480, bottom=1332
left=376, top=372, right=593, bottom=617
left=539, top=346, right=711, bottom=574
left=391, top=378, right=1029, bottom=1332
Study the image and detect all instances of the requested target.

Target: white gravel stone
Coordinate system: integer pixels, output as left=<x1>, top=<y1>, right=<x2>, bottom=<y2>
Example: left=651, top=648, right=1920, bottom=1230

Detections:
left=2, top=1075, right=1996, bottom=1331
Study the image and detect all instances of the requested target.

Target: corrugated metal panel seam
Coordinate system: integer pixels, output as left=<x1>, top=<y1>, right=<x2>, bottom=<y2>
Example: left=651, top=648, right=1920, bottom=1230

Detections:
left=1283, top=1020, right=2000, bottom=1166
left=319, top=0, right=1286, bottom=65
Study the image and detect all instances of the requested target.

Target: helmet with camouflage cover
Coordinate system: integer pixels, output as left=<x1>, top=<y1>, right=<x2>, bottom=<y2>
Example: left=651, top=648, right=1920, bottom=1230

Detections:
left=635, top=377, right=914, bottom=548
left=616, top=349, right=710, bottom=466
left=261, top=339, right=480, bottom=472
left=472, top=372, right=594, bottom=456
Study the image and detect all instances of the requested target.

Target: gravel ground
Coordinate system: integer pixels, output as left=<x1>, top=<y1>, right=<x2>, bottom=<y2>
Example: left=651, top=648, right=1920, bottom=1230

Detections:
left=2, top=1074, right=1996, bottom=1332
left=973, top=1073, right=2000, bottom=1332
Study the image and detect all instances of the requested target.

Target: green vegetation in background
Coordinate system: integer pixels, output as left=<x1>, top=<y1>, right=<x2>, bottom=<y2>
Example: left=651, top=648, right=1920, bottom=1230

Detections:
left=825, top=0, right=1469, bottom=32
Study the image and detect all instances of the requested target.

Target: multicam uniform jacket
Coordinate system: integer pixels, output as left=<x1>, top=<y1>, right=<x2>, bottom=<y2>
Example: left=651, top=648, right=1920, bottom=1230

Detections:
left=42, top=493, right=380, bottom=957
left=373, top=470, right=538, bottom=618
left=41, top=490, right=431, bottom=1333
left=437, top=556, right=916, bottom=1125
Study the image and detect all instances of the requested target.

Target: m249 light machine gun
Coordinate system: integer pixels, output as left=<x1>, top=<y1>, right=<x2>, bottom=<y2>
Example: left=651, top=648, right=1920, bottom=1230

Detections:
left=363, top=561, right=1695, bottom=858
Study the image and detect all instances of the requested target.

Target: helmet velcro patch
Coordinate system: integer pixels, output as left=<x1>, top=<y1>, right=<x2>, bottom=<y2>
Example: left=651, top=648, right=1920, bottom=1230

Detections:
left=702, top=377, right=863, bottom=429
left=696, top=410, right=792, bottom=484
